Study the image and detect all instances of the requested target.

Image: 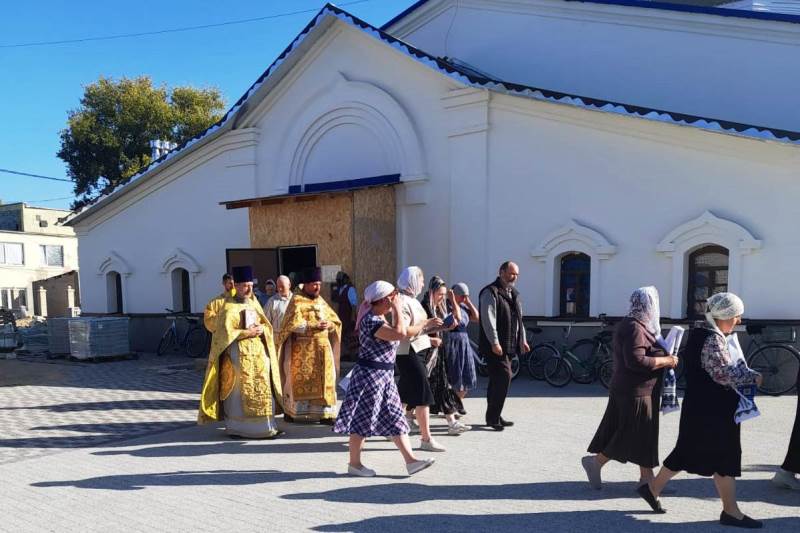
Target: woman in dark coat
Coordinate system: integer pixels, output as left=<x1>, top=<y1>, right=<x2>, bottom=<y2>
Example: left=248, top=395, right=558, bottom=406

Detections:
left=582, top=287, right=678, bottom=489
left=638, top=292, right=763, bottom=529
left=772, top=364, right=800, bottom=490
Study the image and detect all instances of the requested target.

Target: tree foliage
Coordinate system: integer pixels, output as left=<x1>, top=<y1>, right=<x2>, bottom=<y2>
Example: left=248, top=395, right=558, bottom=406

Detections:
left=58, top=76, right=225, bottom=210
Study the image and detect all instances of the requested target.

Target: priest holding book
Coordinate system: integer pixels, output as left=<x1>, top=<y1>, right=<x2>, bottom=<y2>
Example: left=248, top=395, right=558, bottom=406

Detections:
left=276, top=267, right=342, bottom=424
left=197, top=265, right=284, bottom=439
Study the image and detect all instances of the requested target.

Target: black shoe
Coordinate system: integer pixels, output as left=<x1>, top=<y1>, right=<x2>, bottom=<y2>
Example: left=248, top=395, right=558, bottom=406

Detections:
left=719, top=512, right=763, bottom=529
left=486, top=421, right=505, bottom=431
left=283, top=414, right=295, bottom=423
left=499, top=417, right=514, bottom=427
left=636, top=483, right=666, bottom=514
left=319, top=418, right=335, bottom=426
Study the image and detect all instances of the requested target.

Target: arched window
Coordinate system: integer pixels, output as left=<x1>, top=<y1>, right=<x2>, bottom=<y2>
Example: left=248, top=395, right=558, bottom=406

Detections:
left=171, top=268, right=191, bottom=313
left=687, top=245, right=729, bottom=318
left=560, top=252, right=591, bottom=317
left=106, top=271, right=123, bottom=314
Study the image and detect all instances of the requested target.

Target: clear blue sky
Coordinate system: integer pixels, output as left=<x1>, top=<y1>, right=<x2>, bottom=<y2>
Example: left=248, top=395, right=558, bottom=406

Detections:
left=0, top=0, right=417, bottom=211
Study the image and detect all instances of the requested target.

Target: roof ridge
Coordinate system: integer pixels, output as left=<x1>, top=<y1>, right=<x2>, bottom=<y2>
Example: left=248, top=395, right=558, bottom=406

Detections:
left=66, top=1, right=800, bottom=225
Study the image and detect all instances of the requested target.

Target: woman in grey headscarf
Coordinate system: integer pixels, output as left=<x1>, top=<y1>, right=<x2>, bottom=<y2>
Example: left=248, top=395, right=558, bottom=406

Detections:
left=394, top=266, right=447, bottom=452
left=638, top=293, right=763, bottom=528
left=582, top=287, right=678, bottom=490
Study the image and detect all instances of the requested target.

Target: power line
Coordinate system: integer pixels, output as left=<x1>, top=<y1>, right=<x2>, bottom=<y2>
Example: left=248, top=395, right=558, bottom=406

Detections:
left=0, top=168, right=73, bottom=182
left=18, top=196, right=74, bottom=203
left=0, top=1, right=372, bottom=49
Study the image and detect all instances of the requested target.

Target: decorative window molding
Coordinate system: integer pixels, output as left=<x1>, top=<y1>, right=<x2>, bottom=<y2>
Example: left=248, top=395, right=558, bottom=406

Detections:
left=97, top=251, right=132, bottom=276
left=97, top=251, right=131, bottom=314
left=656, top=211, right=762, bottom=318
left=531, top=220, right=617, bottom=317
left=277, top=73, right=427, bottom=194
left=160, top=248, right=201, bottom=312
left=160, top=248, right=202, bottom=274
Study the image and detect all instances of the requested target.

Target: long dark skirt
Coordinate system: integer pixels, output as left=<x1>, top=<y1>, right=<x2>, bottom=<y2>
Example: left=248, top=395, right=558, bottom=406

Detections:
left=588, top=387, right=661, bottom=468
left=663, top=388, right=742, bottom=477
left=396, top=348, right=434, bottom=408
left=428, top=347, right=463, bottom=416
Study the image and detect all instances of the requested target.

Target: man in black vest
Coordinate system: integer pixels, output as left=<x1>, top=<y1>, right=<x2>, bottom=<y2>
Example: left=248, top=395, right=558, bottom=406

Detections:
left=479, top=261, right=529, bottom=431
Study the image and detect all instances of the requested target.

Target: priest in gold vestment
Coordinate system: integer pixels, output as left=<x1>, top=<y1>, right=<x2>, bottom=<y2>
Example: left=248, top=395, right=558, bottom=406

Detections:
left=276, top=267, right=342, bottom=424
left=198, top=266, right=283, bottom=438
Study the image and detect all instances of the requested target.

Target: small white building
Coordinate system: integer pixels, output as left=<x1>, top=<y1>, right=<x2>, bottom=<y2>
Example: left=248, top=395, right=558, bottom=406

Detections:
left=67, top=0, right=800, bottom=329
left=0, top=203, right=79, bottom=316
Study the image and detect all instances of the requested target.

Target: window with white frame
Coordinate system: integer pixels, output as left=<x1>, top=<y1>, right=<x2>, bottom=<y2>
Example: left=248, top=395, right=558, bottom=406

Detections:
left=39, top=244, right=64, bottom=267
left=0, top=242, right=24, bottom=265
left=1, top=288, right=27, bottom=309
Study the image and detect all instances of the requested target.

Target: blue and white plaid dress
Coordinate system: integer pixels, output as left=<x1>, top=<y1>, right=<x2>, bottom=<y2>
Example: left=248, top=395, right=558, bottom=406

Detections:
left=334, top=312, right=409, bottom=437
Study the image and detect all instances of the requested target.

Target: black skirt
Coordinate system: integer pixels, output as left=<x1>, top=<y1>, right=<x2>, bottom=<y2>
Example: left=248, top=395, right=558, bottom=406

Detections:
left=428, top=347, right=464, bottom=416
left=663, top=388, right=742, bottom=477
left=396, top=348, right=434, bottom=408
left=588, top=386, right=661, bottom=468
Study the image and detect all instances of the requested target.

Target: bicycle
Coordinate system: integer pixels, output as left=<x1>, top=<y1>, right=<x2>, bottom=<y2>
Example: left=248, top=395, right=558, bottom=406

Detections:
left=744, top=324, right=800, bottom=396
left=157, top=308, right=210, bottom=358
left=543, top=323, right=614, bottom=388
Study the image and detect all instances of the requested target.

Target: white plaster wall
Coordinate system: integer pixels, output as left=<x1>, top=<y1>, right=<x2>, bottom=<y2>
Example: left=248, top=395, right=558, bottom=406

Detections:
left=73, top=146, right=251, bottom=314
left=393, top=0, right=800, bottom=131
left=485, top=94, right=800, bottom=319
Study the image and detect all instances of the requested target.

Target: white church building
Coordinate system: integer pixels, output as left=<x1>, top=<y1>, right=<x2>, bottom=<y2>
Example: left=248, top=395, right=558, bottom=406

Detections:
left=67, top=0, right=800, bottom=334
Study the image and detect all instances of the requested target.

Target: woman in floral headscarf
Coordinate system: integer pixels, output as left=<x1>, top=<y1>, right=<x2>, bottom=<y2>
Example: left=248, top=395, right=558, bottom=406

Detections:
left=638, top=292, right=763, bottom=528
left=582, top=287, right=678, bottom=490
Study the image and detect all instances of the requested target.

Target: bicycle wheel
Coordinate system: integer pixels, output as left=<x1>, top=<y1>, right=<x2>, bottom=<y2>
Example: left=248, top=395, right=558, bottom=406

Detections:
left=185, top=327, right=210, bottom=358
left=570, top=338, right=599, bottom=365
left=510, top=353, right=520, bottom=380
left=527, top=344, right=558, bottom=380
left=156, top=329, right=175, bottom=356
left=748, top=344, right=800, bottom=396
left=543, top=356, right=572, bottom=388
left=471, top=341, right=488, bottom=377
left=599, top=359, right=614, bottom=389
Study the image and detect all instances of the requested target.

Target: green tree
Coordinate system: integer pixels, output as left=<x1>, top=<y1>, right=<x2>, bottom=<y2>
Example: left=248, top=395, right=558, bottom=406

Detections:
left=58, top=76, right=225, bottom=210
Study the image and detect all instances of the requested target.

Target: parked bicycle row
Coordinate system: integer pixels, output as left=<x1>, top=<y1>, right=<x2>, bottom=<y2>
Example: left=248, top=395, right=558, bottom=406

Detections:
left=473, top=318, right=800, bottom=396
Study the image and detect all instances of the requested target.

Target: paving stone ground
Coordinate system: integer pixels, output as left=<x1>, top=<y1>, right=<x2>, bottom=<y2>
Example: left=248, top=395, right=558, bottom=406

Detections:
left=1, top=356, right=798, bottom=532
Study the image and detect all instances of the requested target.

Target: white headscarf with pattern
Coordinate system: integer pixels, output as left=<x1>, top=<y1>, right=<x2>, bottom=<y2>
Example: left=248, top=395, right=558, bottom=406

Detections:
left=627, top=286, right=661, bottom=335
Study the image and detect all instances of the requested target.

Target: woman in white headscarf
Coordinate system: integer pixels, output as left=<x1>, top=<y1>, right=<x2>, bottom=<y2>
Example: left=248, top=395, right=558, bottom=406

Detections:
left=394, top=266, right=447, bottom=453
left=582, top=287, right=678, bottom=490
left=334, top=281, right=435, bottom=477
left=639, top=293, right=763, bottom=528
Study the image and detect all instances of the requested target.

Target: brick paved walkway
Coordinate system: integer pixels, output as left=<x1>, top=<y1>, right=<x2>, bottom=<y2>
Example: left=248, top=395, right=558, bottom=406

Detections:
left=1, top=358, right=798, bottom=532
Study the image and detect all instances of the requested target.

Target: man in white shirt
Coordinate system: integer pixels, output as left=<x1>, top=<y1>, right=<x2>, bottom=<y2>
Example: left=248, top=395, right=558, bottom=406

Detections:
left=265, top=275, right=292, bottom=332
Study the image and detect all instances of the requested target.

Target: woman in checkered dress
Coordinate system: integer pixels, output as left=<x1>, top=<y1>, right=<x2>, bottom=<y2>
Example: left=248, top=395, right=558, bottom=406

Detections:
left=334, top=280, right=437, bottom=477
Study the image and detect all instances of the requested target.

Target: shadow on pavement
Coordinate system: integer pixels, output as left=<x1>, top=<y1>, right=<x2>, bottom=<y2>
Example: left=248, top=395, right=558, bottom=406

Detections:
left=0, top=421, right=194, bottom=449
left=31, top=469, right=343, bottom=491
left=93, top=439, right=356, bottom=457
left=311, top=511, right=799, bottom=532
left=283, top=478, right=799, bottom=508
left=0, top=399, right=198, bottom=413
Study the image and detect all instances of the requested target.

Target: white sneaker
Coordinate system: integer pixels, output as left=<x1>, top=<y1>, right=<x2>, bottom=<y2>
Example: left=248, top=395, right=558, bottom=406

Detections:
left=772, top=469, right=800, bottom=490
left=347, top=464, right=376, bottom=477
left=406, top=458, right=435, bottom=475
left=419, top=438, right=447, bottom=452
left=447, top=421, right=472, bottom=435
